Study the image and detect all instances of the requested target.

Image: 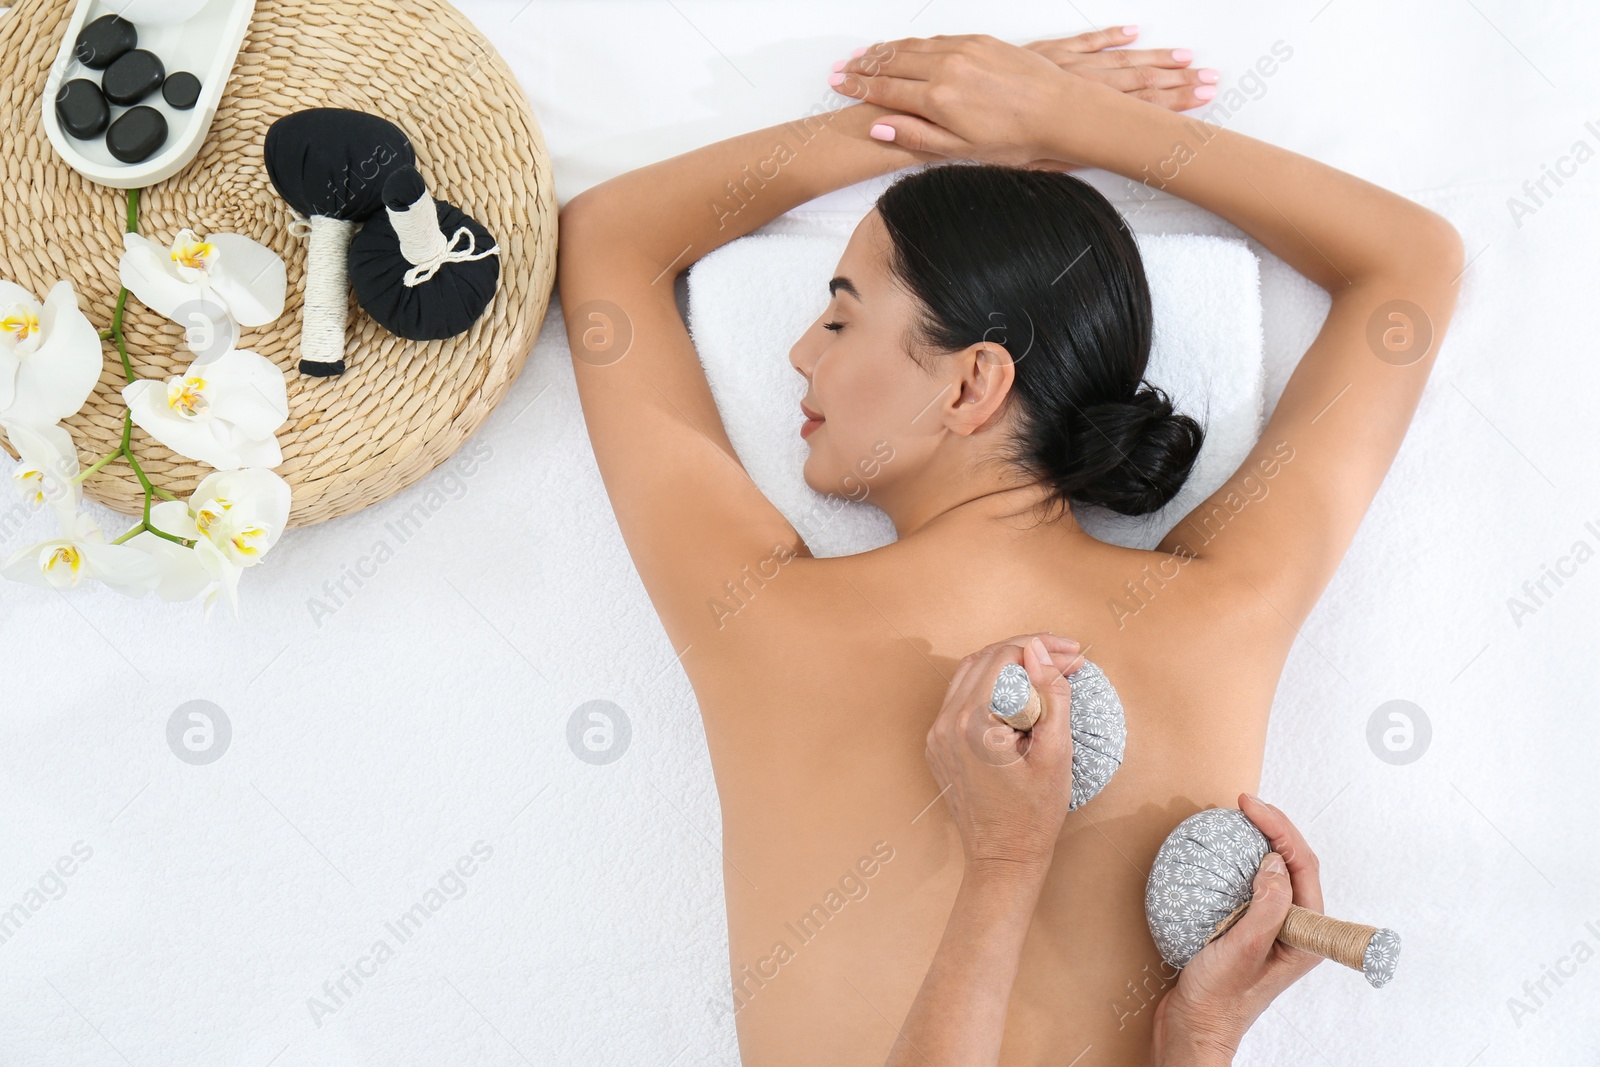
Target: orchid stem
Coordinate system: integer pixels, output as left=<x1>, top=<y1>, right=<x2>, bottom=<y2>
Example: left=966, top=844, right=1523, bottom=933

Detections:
left=118, top=410, right=156, bottom=526
left=81, top=188, right=192, bottom=549
left=95, top=187, right=185, bottom=537
left=72, top=448, right=122, bottom=483
left=112, top=187, right=140, bottom=383
left=110, top=520, right=193, bottom=548
left=112, top=287, right=133, bottom=384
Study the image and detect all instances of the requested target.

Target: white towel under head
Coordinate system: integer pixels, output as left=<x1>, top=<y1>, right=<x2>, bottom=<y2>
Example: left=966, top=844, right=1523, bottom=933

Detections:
left=685, top=224, right=1266, bottom=557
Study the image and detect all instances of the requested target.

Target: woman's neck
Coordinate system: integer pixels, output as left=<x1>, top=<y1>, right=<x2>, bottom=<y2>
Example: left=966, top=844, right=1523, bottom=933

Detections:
left=880, top=471, right=1087, bottom=546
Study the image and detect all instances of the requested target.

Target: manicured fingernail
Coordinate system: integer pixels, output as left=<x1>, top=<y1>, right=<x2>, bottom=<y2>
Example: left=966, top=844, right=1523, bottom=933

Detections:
left=1029, top=636, right=1051, bottom=668
left=1244, top=793, right=1263, bottom=805
left=1194, top=84, right=1217, bottom=100
left=832, top=59, right=846, bottom=72
left=1263, top=853, right=1286, bottom=873
left=1122, top=25, right=1139, bottom=35
left=1171, top=48, right=1193, bottom=63
left=1197, top=68, right=1220, bottom=84
left=869, top=123, right=895, bottom=141
left=850, top=45, right=868, bottom=58
left=828, top=71, right=845, bottom=87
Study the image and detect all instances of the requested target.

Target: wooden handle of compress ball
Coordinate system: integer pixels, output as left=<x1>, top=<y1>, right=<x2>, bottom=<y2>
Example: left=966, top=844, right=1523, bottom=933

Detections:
left=1213, top=903, right=1400, bottom=988
left=1007, top=689, right=1043, bottom=731
left=1278, top=905, right=1376, bottom=971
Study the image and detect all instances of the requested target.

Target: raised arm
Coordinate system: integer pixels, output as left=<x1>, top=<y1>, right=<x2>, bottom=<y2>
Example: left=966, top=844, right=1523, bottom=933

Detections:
left=832, top=37, right=1464, bottom=629
left=557, top=101, right=921, bottom=644
left=1078, top=73, right=1464, bottom=625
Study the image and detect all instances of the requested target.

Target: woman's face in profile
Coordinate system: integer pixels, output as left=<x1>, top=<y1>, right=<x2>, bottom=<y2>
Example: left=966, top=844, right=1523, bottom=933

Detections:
left=788, top=209, right=949, bottom=502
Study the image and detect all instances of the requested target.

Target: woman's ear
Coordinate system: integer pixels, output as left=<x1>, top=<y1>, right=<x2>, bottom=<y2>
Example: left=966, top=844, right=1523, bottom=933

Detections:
left=944, top=342, right=1016, bottom=435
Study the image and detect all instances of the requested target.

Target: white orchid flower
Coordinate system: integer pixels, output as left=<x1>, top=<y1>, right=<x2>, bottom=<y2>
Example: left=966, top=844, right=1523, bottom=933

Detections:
left=122, top=347, right=289, bottom=469
left=191, top=466, right=292, bottom=565
left=0, top=280, right=103, bottom=427
left=1, top=511, right=161, bottom=596
left=119, top=229, right=287, bottom=330
left=4, top=420, right=81, bottom=530
left=125, top=499, right=216, bottom=606
left=125, top=467, right=292, bottom=619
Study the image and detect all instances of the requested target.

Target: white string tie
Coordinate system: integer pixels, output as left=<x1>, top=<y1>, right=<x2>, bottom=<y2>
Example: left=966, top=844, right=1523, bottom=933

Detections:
left=403, top=225, right=500, bottom=286
left=389, top=190, right=500, bottom=287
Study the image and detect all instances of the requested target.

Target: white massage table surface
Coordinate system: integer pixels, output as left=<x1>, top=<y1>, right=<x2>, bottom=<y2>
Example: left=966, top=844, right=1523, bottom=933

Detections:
left=2, top=2, right=1597, bottom=1064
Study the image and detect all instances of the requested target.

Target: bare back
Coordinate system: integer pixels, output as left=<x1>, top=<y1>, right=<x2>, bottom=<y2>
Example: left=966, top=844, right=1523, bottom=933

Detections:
left=692, top=517, right=1285, bottom=1066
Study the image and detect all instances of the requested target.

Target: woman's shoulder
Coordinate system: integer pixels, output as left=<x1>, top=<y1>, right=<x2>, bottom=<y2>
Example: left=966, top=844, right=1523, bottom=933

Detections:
left=1091, top=540, right=1290, bottom=634
left=674, top=530, right=1290, bottom=687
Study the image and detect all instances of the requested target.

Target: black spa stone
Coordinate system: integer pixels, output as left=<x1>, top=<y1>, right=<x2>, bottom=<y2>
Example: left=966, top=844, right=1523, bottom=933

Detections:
left=101, top=48, right=165, bottom=107
left=162, top=71, right=202, bottom=110
left=55, top=79, right=110, bottom=140
left=74, top=14, right=136, bottom=70
left=106, top=106, right=168, bottom=164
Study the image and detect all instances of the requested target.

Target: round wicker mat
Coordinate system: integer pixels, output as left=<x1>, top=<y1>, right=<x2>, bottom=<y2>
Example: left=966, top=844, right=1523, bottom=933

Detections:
left=0, top=0, right=556, bottom=527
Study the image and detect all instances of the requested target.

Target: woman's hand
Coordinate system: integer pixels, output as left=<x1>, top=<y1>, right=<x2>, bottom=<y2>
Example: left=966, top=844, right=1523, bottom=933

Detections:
left=1150, top=794, right=1325, bottom=1066
left=924, top=632, right=1085, bottom=873
left=832, top=29, right=1214, bottom=165
left=1025, top=27, right=1216, bottom=111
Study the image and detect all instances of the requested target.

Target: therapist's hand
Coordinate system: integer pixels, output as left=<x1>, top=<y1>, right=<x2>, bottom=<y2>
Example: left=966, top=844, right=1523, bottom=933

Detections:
left=924, top=632, right=1084, bottom=873
left=1151, top=794, right=1325, bottom=1066
left=887, top=632, right=1083, bottom=1066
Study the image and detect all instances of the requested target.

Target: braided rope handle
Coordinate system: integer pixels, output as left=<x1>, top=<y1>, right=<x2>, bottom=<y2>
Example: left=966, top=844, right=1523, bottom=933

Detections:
left=290, top=214, right=357, bottom=375
left=1211, top=902, right=1402, bottom=988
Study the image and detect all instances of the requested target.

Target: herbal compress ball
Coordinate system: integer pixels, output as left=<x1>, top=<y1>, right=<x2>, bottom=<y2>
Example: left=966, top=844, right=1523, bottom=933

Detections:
left=349, top=165, right=501, bottom=342
left=264, top=108, right=417, bottom=376
left=1145, top=807, right=1402, bottom=988
left=987, top=659, right=1127, bottom=810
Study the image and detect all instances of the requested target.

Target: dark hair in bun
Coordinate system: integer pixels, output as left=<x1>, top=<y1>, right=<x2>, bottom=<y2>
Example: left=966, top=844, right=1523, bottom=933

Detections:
left=875, top=164, right=1204, bottom=518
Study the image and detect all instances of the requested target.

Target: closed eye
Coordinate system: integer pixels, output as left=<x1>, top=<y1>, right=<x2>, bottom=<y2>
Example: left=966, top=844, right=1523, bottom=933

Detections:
left=823, top=321, right=845, bottom=332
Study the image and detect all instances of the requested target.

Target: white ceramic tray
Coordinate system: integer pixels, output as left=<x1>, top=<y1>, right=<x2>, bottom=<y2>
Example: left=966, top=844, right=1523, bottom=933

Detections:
left=41, top=0, right=256, bottom=189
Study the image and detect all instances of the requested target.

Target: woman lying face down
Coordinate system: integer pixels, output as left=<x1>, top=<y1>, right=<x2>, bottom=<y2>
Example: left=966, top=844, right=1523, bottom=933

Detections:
left=556, top=23, right=1460, bottom=1066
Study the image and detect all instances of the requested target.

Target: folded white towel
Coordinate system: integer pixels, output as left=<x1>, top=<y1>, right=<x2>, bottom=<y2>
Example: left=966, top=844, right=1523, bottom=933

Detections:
left=687, top=223, right=1265, bottom=555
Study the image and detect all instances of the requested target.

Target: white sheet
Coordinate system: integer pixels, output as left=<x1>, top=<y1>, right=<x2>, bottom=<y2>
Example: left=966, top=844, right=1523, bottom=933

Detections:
left=4, top=2, right=1599, bottom=1065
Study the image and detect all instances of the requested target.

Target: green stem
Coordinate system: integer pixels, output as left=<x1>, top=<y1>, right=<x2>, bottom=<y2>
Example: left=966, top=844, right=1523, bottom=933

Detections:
left=110, top=521, right=194, bottom=548
left=143, top=523, right=192, bottom=547
left=95, top=186, right=191, bottom=543
left=112, top=286, right=133, bottom=384
left=119, top=410, right=156, bottom=527
left=71, top=448, right=122, bottom=483
left=81, top=188, right=195, bottom=549
left=112, top=187, right=140, bottom=382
